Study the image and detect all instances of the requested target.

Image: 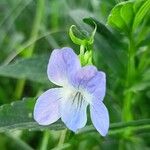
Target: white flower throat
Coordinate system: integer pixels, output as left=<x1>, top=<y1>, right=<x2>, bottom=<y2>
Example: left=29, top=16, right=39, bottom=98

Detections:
left=72, top=91, right=84, bottom=108
left=62, top=84, right=92, bottom=105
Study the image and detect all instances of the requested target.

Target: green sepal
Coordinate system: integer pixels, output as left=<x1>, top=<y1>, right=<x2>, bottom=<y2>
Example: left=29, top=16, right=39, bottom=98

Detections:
left=79, top=50, right=93, bottom=66
left=69, top=23, right=97, bottom=49
left=69, top=25, right=86, bottom=46
left=69, top=23, right=97, bottom=66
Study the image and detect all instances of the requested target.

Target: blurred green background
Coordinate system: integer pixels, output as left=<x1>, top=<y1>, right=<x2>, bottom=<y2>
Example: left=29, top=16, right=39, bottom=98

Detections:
left=0, top=0, right=150, bottom=149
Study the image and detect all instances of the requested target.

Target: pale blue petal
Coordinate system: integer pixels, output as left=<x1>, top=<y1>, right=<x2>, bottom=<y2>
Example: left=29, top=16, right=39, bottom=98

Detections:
left=47, top=47, right=81, bottom=86
left=34, top=88, right=62, bottom=125
left=87, top=71, right=106, bottom=101
left=90, top=101, right=109, bottom=136
left=61, top=92, right=88, bottom=132
left=72, top=65, right=106, bottom=101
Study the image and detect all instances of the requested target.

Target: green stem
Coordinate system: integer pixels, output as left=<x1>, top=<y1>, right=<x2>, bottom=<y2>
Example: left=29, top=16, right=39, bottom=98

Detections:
left=122, top=34, right=135, bottom=122
left=24, top=0, right=45, bottom=58
left=122, top=93, right=133, bottom=122
left=80, top=44, right=85, bottom=55
left=79, top=44, right=85, bottom=66
left=51, top=144, right=70, bottom=150
left=40, top=131, right=50, bottom=150
left=14, top=0, right=45, bottom=99
left=57, top=129, right=67, bottom=147
left=14, top=80, right=26, bottom=100
left=3, top=29, right=61, bottom=65
left=120, top=34, right=136, bottom=150
left=128, top=35, right=136, bottom=85
left=51, top=0, right=59, bottom=29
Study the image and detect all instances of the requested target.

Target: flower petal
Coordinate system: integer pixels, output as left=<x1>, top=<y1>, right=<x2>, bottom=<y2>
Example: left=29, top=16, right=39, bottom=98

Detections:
left=34, top=88, right=62, bottom=125
left=72, top=65, right=106, bottom=101
left=47, top=47, right=81, bottom=86
left=61, top=91, right=88, bottom=132
left=90, top=101, right=109, bottom=136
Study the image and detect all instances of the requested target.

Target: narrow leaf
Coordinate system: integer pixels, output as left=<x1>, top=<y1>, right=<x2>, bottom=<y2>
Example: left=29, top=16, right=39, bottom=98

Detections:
left=0, top=55, right=49, bottom=84
left=0, top=98, right=64, bottom=132
left=0, top=98, right=149, bottom=135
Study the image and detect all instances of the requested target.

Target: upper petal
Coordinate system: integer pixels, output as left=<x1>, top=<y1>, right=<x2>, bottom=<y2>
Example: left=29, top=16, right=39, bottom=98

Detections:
left=33, top=88, right=62, bottom=125
left=90, top=101, right=109, bottom=136
left=72, top=65, right=106, bottom=101
left=47, top=47, right=81, bottom=86
left=60, top=90, right=88, bottom=132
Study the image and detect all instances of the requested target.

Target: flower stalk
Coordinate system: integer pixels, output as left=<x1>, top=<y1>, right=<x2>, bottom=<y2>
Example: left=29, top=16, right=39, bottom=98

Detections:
left=122, top=33, right=136, bottom=143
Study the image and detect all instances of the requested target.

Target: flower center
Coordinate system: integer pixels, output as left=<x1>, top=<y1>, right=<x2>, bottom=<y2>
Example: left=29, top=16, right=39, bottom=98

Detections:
left=72, top=91, right=84, bottom=108
left=62, top=84, right=92, bottom=105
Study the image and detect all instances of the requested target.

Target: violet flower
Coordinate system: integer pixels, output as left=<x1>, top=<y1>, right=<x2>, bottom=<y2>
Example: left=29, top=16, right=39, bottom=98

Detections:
left=34, top=47, right=109, bottom=136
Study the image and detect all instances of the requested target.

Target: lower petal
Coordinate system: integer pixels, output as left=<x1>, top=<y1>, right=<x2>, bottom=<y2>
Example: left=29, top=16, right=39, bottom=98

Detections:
left=90, top=101, right=109, bottom=136
left=61, top=92, right=88, bottom=132
left=34, top=88, right=62, bottom=125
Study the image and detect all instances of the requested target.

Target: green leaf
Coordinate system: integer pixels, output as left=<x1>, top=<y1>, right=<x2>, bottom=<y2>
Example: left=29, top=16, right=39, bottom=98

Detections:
left=78, top=119, right=150, bottom=135
left=107, top=2, right=131, bottom=33
left=143, top=69, right=150, bottom=81
left=133, top=0, right=144, bottom=13
left=83, top=17, right=123, bottom=47
left=107, top=0, right=150, bottom=33
left=120, top=2, right=134, bottom=28
left=0, top=98, right=64, bottom=132
left=126, top=80, right=150, bottom=93
left=83, top=17, right=127, bottom=76
left=133, top=0, right=150, bottom=30
left=0, top=98, right=149, bottom=134
left=128, top=69, right=150, bottom=92
left=0, top=55, right=49, bottom=84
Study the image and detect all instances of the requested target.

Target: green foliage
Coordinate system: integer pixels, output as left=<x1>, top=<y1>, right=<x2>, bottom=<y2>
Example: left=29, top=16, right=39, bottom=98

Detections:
left=0, top=98, right=64, bottom=132
left=0, top=55, right=49, bottom=84
left=0, top=0, right=149, bottom=149
left=84, top=17, right=126, bottom=76
left=83, top=17, right=121, bottom=46
left=107, top=1, right=133, bottom=33
left=133, top=0, right=150, bottom=30
left=0, top=97, right=149, bottom=136
left=69, top=24, right=97, bottom=48
left=107, top=0, right=150, bottom=34
left=69, top=23, right=97, bottom=65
